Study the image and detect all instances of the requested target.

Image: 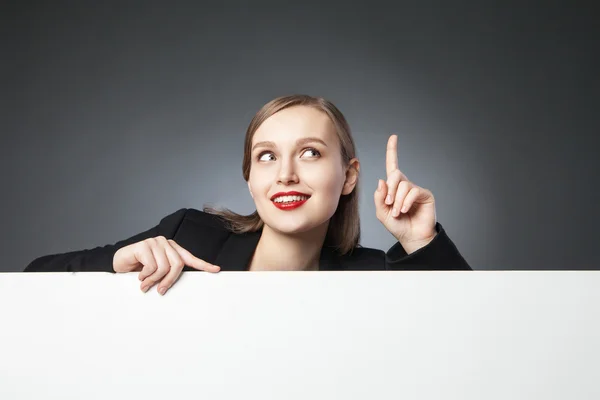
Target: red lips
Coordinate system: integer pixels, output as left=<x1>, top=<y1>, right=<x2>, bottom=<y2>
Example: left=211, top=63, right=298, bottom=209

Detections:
left=270, top=191, right=311, bottom=211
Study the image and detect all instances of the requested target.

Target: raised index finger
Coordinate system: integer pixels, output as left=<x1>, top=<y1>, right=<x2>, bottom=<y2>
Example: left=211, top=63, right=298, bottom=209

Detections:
left=386, top=134, right=399, bottom=176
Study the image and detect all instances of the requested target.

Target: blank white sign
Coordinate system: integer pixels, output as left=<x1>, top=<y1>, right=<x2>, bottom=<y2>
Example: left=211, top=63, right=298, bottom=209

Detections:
left=1, top=271, right=599, bottom=400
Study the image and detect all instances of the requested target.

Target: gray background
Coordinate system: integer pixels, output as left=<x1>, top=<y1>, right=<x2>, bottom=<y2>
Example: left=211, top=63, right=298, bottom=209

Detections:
left=2, top=0, right=598, bottom=271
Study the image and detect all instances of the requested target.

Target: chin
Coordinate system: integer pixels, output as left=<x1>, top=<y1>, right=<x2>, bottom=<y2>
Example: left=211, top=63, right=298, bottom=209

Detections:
left=272, top=221, right=314, bottom=235
left=266, top=216, right=326, bottom=236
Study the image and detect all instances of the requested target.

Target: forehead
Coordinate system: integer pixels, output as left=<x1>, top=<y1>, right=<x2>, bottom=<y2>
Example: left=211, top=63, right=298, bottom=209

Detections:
left=252, top=106, right=337, bottom=144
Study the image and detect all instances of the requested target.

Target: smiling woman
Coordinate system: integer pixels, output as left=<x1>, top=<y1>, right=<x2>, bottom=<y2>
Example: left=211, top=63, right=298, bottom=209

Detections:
left=25, top=94, right=471, bottom=294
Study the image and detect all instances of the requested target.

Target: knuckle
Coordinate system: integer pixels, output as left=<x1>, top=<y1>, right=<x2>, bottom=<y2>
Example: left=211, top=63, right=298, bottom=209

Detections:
left=141, top=272, right=156, bottom=283
left=143, top=264, right=158, bottom=275
left=155, top=235, right=168, bottom=244
left=139, top=240, right=151, bottom=252
left=144, top=274, right=161, bottom=286
left=172, top=259, right=184, bottom=270
left=156, top=264, right=170, bottom=275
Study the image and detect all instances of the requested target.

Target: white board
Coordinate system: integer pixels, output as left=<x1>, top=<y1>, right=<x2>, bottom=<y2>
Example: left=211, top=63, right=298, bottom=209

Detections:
left=1, top=271, right=599, bottom=400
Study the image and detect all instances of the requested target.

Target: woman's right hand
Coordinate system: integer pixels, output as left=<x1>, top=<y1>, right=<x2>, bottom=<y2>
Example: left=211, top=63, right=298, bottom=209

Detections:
left=113, top=236, right=220, bottom=295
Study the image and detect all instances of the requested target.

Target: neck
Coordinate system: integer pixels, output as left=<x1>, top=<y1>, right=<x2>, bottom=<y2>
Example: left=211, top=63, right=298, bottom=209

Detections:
left=250, top=223, right=329, bottom=271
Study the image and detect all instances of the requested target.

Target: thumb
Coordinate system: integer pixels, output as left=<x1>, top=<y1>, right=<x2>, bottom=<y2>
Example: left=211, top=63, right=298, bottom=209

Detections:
left=169, top=240, right=221, bottom=273
left=374, top=179, right=390, bottom=217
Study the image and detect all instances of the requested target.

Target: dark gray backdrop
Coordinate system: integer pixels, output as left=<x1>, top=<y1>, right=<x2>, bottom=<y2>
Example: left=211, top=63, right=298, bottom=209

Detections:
left=2, top=1, right=598, bottom=271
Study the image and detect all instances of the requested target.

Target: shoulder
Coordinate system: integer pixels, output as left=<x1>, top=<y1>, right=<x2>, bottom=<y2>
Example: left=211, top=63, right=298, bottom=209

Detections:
left=158, top=208, right=230, bottom=234
left=179, top=208, right=230, bottom=230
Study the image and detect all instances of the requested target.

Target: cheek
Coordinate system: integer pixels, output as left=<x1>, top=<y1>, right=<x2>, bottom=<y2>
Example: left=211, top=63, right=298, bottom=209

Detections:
left=312, top=165, right=346, bottom=195
left=248, top=169, right=271, bottom=197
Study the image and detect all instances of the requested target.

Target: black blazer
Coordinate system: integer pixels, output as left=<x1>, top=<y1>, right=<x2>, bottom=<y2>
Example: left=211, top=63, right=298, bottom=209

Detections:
left=25, top=208, right=471, bottom=272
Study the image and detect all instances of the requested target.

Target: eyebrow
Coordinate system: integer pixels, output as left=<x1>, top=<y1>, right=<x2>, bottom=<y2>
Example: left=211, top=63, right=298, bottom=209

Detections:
left=252, top=137, right=328, bottom=152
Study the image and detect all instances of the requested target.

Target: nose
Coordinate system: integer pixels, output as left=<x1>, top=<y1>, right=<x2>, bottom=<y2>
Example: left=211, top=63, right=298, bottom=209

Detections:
left=277, top=158, right=299, bottom=185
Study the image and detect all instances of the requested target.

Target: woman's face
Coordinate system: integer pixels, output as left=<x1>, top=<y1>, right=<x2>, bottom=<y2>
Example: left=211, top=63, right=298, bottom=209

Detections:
left=248, top=105, right=355, bottom=236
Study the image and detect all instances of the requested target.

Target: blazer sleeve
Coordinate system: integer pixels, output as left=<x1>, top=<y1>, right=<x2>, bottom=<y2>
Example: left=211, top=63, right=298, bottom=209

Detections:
left=385, top=222, right=471, bottom=271
left=23, top=208, right=188, bottom=273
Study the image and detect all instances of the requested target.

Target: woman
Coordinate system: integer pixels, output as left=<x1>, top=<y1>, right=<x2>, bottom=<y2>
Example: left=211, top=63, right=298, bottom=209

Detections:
left=25, top=95, right=470, bottom=294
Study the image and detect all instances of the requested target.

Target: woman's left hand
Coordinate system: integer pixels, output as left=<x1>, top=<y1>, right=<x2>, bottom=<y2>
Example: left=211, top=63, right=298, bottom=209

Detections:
left=374, top=134, right=438, bottom=254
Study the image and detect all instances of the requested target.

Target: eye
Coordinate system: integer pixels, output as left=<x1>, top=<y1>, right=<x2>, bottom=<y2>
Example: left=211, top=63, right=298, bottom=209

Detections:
left=301, top=148, right=321, bottom=158
left=257, top=151, right=275, bottom=162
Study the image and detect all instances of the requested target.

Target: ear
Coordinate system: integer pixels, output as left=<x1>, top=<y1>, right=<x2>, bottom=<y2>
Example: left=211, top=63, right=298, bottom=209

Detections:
left=248, top=182, right=254, bottom=198
left=341, top=158, right=360, bottom=195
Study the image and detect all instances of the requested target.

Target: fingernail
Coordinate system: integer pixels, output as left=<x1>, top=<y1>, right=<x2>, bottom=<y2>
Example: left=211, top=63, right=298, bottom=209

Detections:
left=141, top=286, right=149, bottom=293
left=158, top=287, right=166, bottom=295
left=377, top=180, right=383, bottom=191
left=401, top=206, right=407, bottom=213
left=392, top=207, right=399, bottom=217
left=385, top=194, right=392, bottom=204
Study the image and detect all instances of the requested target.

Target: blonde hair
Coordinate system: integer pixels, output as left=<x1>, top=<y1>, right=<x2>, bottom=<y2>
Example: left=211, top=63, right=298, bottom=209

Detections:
left=204, top=94, right=360, bottom=255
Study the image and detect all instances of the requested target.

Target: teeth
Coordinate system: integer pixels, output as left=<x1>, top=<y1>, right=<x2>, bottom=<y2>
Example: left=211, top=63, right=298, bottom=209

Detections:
left=273, top=195, right=309, bottom=203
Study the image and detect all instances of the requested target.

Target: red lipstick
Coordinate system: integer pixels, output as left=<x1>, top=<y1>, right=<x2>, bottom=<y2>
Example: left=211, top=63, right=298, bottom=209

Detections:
left=271, top=191, right=311, bottom=211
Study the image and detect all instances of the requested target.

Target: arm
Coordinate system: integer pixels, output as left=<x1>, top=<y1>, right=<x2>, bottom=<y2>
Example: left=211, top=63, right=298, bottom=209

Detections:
left=24, top=209, right=188, bottom=273
left=385, top=222, right=471, bottom=271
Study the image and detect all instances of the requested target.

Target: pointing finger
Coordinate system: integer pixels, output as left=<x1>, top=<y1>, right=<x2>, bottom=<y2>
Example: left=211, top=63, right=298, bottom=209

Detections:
left=386, top=134, right=399, bottom=176
left=169, top=240, right=221, bottom=273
